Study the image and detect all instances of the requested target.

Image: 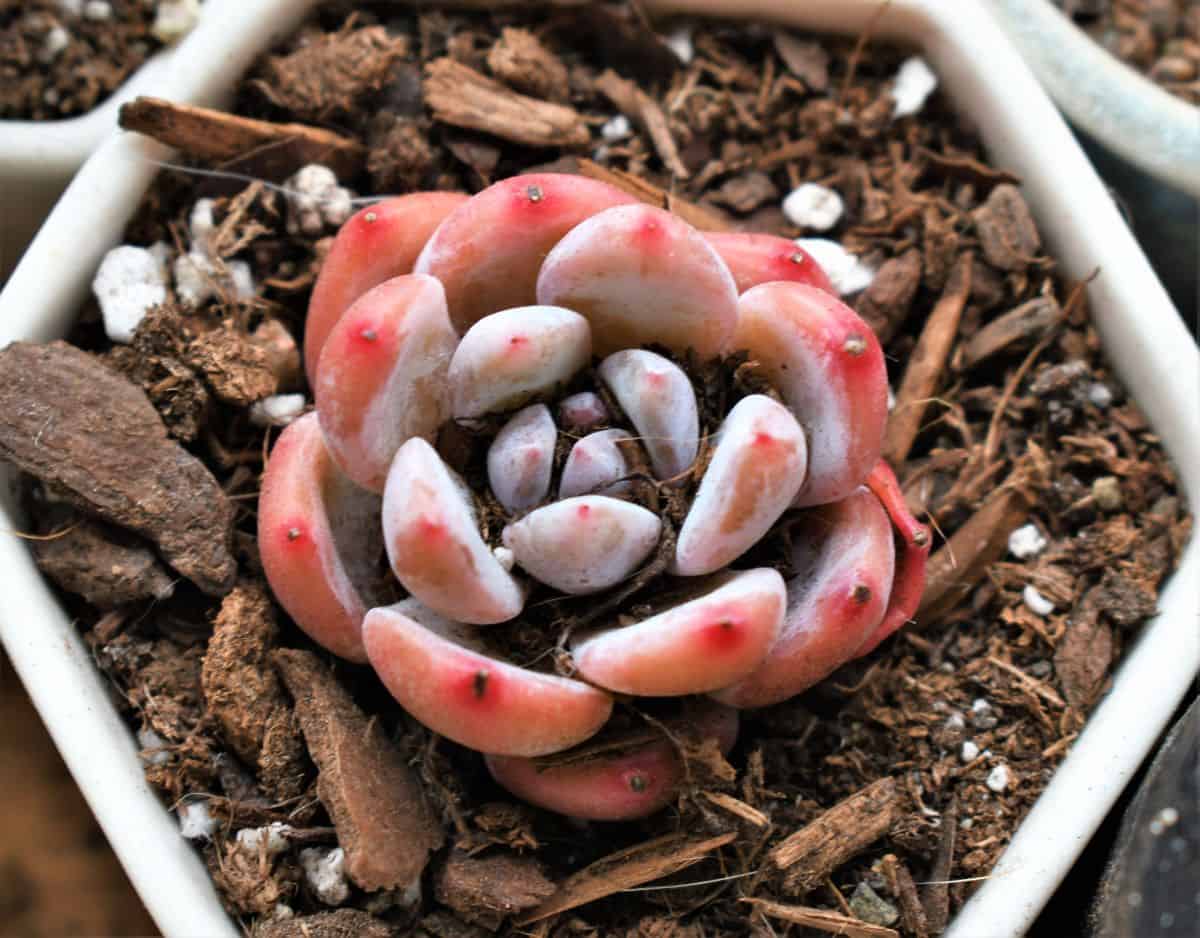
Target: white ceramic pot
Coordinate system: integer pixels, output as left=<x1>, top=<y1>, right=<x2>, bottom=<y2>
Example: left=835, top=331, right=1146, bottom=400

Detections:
left=981, top=0, right=1200, bottom=198
left=0, top=1, right=1196, bottom=935
left=0, top=0, right=221, bottom=281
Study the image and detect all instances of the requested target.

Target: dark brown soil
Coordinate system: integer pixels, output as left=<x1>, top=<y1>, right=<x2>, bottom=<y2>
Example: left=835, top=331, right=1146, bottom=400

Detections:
left=1056, top=0, right=1200, bottom=104
left=0, top=0, right=168, bottom=121
left=0, top=3, right=1190, bottom=937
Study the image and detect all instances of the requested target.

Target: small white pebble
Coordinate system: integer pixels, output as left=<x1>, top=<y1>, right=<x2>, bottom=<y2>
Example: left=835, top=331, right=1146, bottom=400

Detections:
left=1023, top=584, right=1055, bottom=616
left=301, top=847, right=349, bottom=906
left=83, top=0, right=112, bottom=21
left=58, top=0, right=83, bottom=16
left=782, top=183, right=845, bottom=231
left=285, top=165, right=356, bottom=237
left=43, top=88, right=61, bottom=106
left=972, top=698, right=991, bottom=715
left=173, top=250, right=217, bottom=306
left=986, top=764, right=1011, bottom=793
left=151, top=0, right=201, bottom=44
left=229, top=259, right=256, bottom=300
left=601, top=114, right=632, bottom=142
left=250, top=394, right=307, bottom=428
left=960, top=740, right=980, bottom=763
left=887, top=386, right=896, bottom=412
left=38, top=25, right=71, bottom=64
left=136, top=727, right=171, bottom=766
left=93, top=245, right=169, bottom=343
left=493, top=546, right=516, bottom=572
left=960, top=817, right=974, bottom=830
left=272, top=904, right=295, bottom=921
left=944, top=712, right=966, bottom=731
left=891, top=56, right=938, bottom=118
left=794, top=238, right=876, bottom=295
left=237, top=822, right=292, bottom=857
left=188, top=197, right=216, bottom=248
left=1149, top=806, right=1180, bottom=836
left=663, top=24, right=694, bottom=64
left=1008, top=523, right=1047, bottom=559
left=1087, top=382, right=1113, bottom=408
left=178, top=801, right=217, bottom=840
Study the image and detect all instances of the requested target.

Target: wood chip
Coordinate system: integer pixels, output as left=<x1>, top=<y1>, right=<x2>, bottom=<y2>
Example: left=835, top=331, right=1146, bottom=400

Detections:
left=1054, top=588, right=1115, bottom=709
left=884, top=252, right=973, bottom=466
left=959, top=296, right=1065, bottom=369
left=0, top=341, right=236, bottom=595
left=856, top=248, right=922, bottom=343
left=487, top=27, right=570, bottom=102
left=435, top=849, right=556, bottom=929
left=918, top=487, right=1031, bottom=623
left=423, top=57, right=589, bottom=148
left=595, top=69, right=690, bottom=179
left=701, top=790, right=770, bottom=827
left=972, top=184, right=1041, bottom=271
left=577, top=159, right=732, bottom=231
left=772, top=32, right=830, bottom=91
left=919, top=796, right=957, bottom=934
left=515, top=831, right=736, bottom=924
left=918, top=148, right=1021, bottom=188
left=881, top=854, right=929, bottom=938
left=118, top=97, right=366, bottom=180
left=770, top=777, right=900, bottom=895
left=744, top=898, right=900, bottom=938
left=273, top=649, right=443, bottom=893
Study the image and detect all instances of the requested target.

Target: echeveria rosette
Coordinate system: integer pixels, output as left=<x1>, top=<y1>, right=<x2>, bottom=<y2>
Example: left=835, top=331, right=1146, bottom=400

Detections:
left=258, top=173, right=930, bottom=821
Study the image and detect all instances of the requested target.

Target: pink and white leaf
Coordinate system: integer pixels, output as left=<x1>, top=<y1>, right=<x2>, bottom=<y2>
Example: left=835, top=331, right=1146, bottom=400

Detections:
left=502, top=496, right=660, bottom=595
left=257, top=412, right=381, bottom=662
left=598, top=349, right=699, bottom=482
left=488, top=404, right=557, bottom=514
left=558, top=428, right=633, bottom=499
left=383, top=438, right=525, bottom=624
left=704, top=232, right=834, bottom=295
left=572, top=568, right=785, bottom=696
left=315, top=274, right=457, bottom=493
left=673, top=395, right=806, bottom=576
left=364, top=600, right=611, bottom=757
left=735, top=282, right=887, bottom=507
left=712, top=487, right=896, bottom=709
left=558, top=391, right=610, bottom=433
left=448, top=305, right=591, bottom=419
left=537, top=204, right=739, bottom=357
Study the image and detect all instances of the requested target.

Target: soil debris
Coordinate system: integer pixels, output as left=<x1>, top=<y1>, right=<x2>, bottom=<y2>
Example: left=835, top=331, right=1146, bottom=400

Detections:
left=435, top=849, right=556, bottom=929
left=273, top=649, right=443, bottom=893
left=253, top=908, right=393, bottom=938
left=487, top=27, right=570, bottom=103
left=746, top=898, right=901, bottom=938
left=972, top=184, right=1042, bottom=272
left=0, top=340, right=235, bottom=595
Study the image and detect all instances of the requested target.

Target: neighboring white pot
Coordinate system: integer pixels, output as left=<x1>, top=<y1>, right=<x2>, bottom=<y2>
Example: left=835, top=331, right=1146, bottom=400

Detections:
left=981, top=0, right=1200, bottom=198
left=0, top=1, right=213, bottom=280
left=0, top=2, right=1196, bottom=936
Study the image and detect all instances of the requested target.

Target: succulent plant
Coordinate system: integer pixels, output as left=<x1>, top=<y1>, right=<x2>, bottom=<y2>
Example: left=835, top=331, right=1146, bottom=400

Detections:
left=259, top=173, right=930, bottom=821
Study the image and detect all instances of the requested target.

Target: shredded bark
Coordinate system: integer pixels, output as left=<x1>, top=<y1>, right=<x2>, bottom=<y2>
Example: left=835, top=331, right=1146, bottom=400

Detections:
left=253, top=909, right=393, bottom=938
left=959, top=296, right=1065, bottom=370
left=118, top=96, right=367, bottom=181
left=595, top=69, right=690, bottom=179
left=0, top=341, right=235, bottom=595
left=423, top=57, right=590, bottom=148
left=746, top=898, right=901, bottom=938
left=435, top=849, right=556, bottom=929
left=486, top=27, right=570, bottom=102
left=273, top=649, right=444, bottom=893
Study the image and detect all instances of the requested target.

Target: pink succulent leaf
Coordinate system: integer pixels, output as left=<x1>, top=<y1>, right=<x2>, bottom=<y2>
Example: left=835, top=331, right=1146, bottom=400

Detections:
left=572, top=568, right=785, bottom=696
left=501, top=495, right=661, bottom=595
left=673, top=395, right=807, bottom=577
left=383, top=438, right=525, bottom=624
left=704, top=232, right=835, bottom=295
left=557, top=391, right=610, bottom=433
left=735, top=282, right=887, bottom=507
left=364, top=600, right=612, bottom=757
left=537, top=204, right=739, bottom=357
left=305, top=191, right=467, bottom=381
left=856, top=460, right=933, bottom=655
left=257, top=412, right=382, bottom=663
left=314, top=274, right=457, bottom=493
left=448, top=305, right=591, bottom=419
left=487, top=404, right=557, bottom=514
left=485, top=702, right=738, bottom=821
left=558, top=428, right=633, bottom=499
left=712, top=486, right=896, bottom=709
left=597, top=349, right=699, bottom=481
left=414, top=174, right=635, bottom=334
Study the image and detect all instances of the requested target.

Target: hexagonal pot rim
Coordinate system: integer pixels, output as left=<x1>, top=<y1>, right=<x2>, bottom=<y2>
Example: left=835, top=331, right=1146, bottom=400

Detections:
left=0, top=1, right=1196, bottom=936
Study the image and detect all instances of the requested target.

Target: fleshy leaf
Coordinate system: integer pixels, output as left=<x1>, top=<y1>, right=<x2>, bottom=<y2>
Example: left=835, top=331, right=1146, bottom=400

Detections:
left=705, top=232, right=834, bottom=294
left=488, top=404, right=557, bottom=514
left=558, top=428, right=633, bottom=499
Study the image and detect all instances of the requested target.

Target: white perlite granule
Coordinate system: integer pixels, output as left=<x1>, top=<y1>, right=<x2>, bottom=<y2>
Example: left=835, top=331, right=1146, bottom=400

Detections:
left=92, top=245, right=169, bottom=343
left=601, top=114, right=632, bottom=142
left=986, top=764, right=1011, bottom=793
left=178, top=801, right=217, bottom=840
left=301, top=847, right=350, bottom=906
left=793, top=239, right=876, bottom=296
left=237, top=823, right=293, bottom=857
left=782, top=183, right=845, bottom=231
left=250, top=394, right=307, bottom=428
left=1008, top=523, right=1048, bottom=559
left=663, top=24, right=694, bottom=64
left=285, top=165, right=356, bottom=237
left=891, top=56, right=938, bottom=118
left=960, top=740, right=980, bottom=763
left=1023, top=584, right=1055, bottom=616
left=151, top=0, right=201, bottom=44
